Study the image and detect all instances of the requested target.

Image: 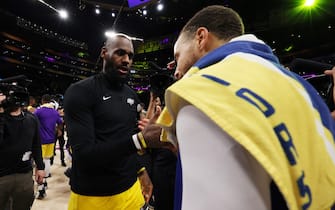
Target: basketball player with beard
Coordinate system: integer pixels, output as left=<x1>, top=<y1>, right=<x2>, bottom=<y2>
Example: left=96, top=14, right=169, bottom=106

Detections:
left=64, top=33, right=154, bottom=210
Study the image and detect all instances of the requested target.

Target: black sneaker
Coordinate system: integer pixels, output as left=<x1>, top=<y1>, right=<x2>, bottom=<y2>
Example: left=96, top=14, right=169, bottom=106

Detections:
left=64, top=167, right=71, bottom=178
left=43, top=181, right=48, bottom=190
left=36, top=189, right=46, bottom=200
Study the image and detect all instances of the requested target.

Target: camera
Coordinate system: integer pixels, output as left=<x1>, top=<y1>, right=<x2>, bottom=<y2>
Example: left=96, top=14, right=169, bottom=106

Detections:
left=149, top=72, right=175, bottom=97
left=147, top=61, right=175, bottom=104
left=0, top=75, right=30, bottom=109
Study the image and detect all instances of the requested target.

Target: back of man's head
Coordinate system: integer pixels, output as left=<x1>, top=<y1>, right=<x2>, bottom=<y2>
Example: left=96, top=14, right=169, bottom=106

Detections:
left=182, top=5, right=245, bottom=41
left=41, top=94, right=52, bottom=104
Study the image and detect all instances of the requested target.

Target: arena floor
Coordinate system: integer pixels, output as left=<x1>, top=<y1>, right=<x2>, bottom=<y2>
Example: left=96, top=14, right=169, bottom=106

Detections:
left=31, top=149, right=71, bottom=210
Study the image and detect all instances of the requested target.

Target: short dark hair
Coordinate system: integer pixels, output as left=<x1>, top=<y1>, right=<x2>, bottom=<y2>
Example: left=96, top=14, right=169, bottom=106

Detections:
left=41, top=94, right=52, bottom=103
left=181, top=5, right=245, bottom=41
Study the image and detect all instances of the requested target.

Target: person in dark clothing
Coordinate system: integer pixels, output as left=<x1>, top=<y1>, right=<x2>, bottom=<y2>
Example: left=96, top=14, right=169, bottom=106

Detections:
left=64, top=33, right=154, bottom=210
left=150, top=148, right=176, bottom=210
left=53, top=107, right=66, bottom=167
left=0, top=90, right=45, bottom=210
left=140, top=92, right=177, bottom=210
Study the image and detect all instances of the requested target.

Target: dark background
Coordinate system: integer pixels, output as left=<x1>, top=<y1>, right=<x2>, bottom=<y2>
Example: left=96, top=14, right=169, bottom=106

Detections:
left=1, top=0, right=335, bottom=103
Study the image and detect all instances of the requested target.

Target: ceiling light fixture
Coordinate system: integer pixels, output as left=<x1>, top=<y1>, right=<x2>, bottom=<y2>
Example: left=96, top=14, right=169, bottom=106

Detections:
left=157, top=2, right=164, bottom=11
left=36, top=0, right=69, bottom=20
left=58, top=9, right=69, bottom=19
left=95, top=8, right=100, bottom=14
left=104, top=31, right=144, bottom=42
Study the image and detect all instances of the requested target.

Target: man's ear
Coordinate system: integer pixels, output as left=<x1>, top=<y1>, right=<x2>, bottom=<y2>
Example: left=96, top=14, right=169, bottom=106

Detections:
left=100, top=46, right=107, bottom=59
left=195, top=27, right=209, bottom=51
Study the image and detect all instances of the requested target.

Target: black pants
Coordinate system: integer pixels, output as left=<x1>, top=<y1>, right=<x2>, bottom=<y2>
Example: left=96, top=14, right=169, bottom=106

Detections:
left=54, top=134, right=65, bottom=163
left=151, top=149, right=177, bottom=210
left=0, top=171, right=34, bottom=210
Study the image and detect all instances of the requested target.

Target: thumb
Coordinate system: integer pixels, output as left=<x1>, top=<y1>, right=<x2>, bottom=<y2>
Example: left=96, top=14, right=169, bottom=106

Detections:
left=149, top=105, right=161, bottom=123
left=324, top=70, right=332, bottom=75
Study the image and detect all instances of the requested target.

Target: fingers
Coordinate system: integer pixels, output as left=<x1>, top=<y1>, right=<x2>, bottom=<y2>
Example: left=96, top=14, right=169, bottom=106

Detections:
left=324, top=66, right=335, bottom=75
left=149, top=105, right=161, bottom=124
left=144, top=194, right=149, bottom=203
left=138, top=124, right=145, bottom=131
left=138, top=118, right=149, bottom=131
left=36, top=175, right=43, bottom=184
left=155, top=105, right=162, bottom=114
left=144, top=193, right=151, bottom=203
left=167, top=60, right=176, bottom=70
left=324, top=70, right=333, bottom=76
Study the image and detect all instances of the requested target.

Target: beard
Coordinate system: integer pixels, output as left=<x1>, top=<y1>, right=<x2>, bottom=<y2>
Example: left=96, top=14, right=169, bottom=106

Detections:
left=103, top=60, right=129, bottom=85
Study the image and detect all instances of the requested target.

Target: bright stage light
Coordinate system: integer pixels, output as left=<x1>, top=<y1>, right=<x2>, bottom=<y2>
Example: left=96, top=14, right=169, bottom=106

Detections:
left=58, top=9, right=69, bottom=19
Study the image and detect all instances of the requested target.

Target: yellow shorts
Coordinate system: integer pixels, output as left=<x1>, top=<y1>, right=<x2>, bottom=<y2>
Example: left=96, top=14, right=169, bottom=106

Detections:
left=41, top=143, right=55, bottom=159
left=68, top=179, right=145, bottom=210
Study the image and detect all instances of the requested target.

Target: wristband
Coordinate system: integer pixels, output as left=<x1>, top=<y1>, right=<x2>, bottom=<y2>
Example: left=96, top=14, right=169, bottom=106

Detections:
left=132, top=134, right=142, bottom=150
left=137, top=132, right=147, bottom=149
left=137, top=167, right=146, bottom=175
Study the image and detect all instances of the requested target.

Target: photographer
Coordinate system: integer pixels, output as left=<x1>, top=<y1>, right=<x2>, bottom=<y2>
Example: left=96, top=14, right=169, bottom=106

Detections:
left=0, top=83, right=45, bottom=210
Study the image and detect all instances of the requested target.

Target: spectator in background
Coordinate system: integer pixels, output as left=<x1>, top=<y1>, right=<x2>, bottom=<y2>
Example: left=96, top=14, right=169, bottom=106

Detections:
left=0, top=89, right=45, bottom=209
left=139, top=91, right=177, bottom=210
left=27, top=96, right=38, bottom=113
left=55, top=107, right=66, bottom=167
left=34, top=94, right=63, bottom=199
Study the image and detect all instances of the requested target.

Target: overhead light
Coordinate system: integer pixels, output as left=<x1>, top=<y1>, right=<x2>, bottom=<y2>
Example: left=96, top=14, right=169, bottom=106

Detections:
left=104, top=31, right=144, bottom=42
left=143, top=9, right=147, bottom=15
left=37, top=0, right=69, bottom=20
left=105, top=30, right=116, bottom=38
left=95, top=5, right=100, bottom=14
left=58, top=9, right=69, bottom=19
left=304, top=0, right=315, bottom=7
left=95, top=8, right=100, bottom=14
left=157, top=3, right=164, bottom=11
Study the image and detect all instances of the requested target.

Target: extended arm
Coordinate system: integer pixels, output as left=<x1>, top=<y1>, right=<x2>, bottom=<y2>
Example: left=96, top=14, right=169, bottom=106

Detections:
left=30, top=115, right=45, bottom=184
